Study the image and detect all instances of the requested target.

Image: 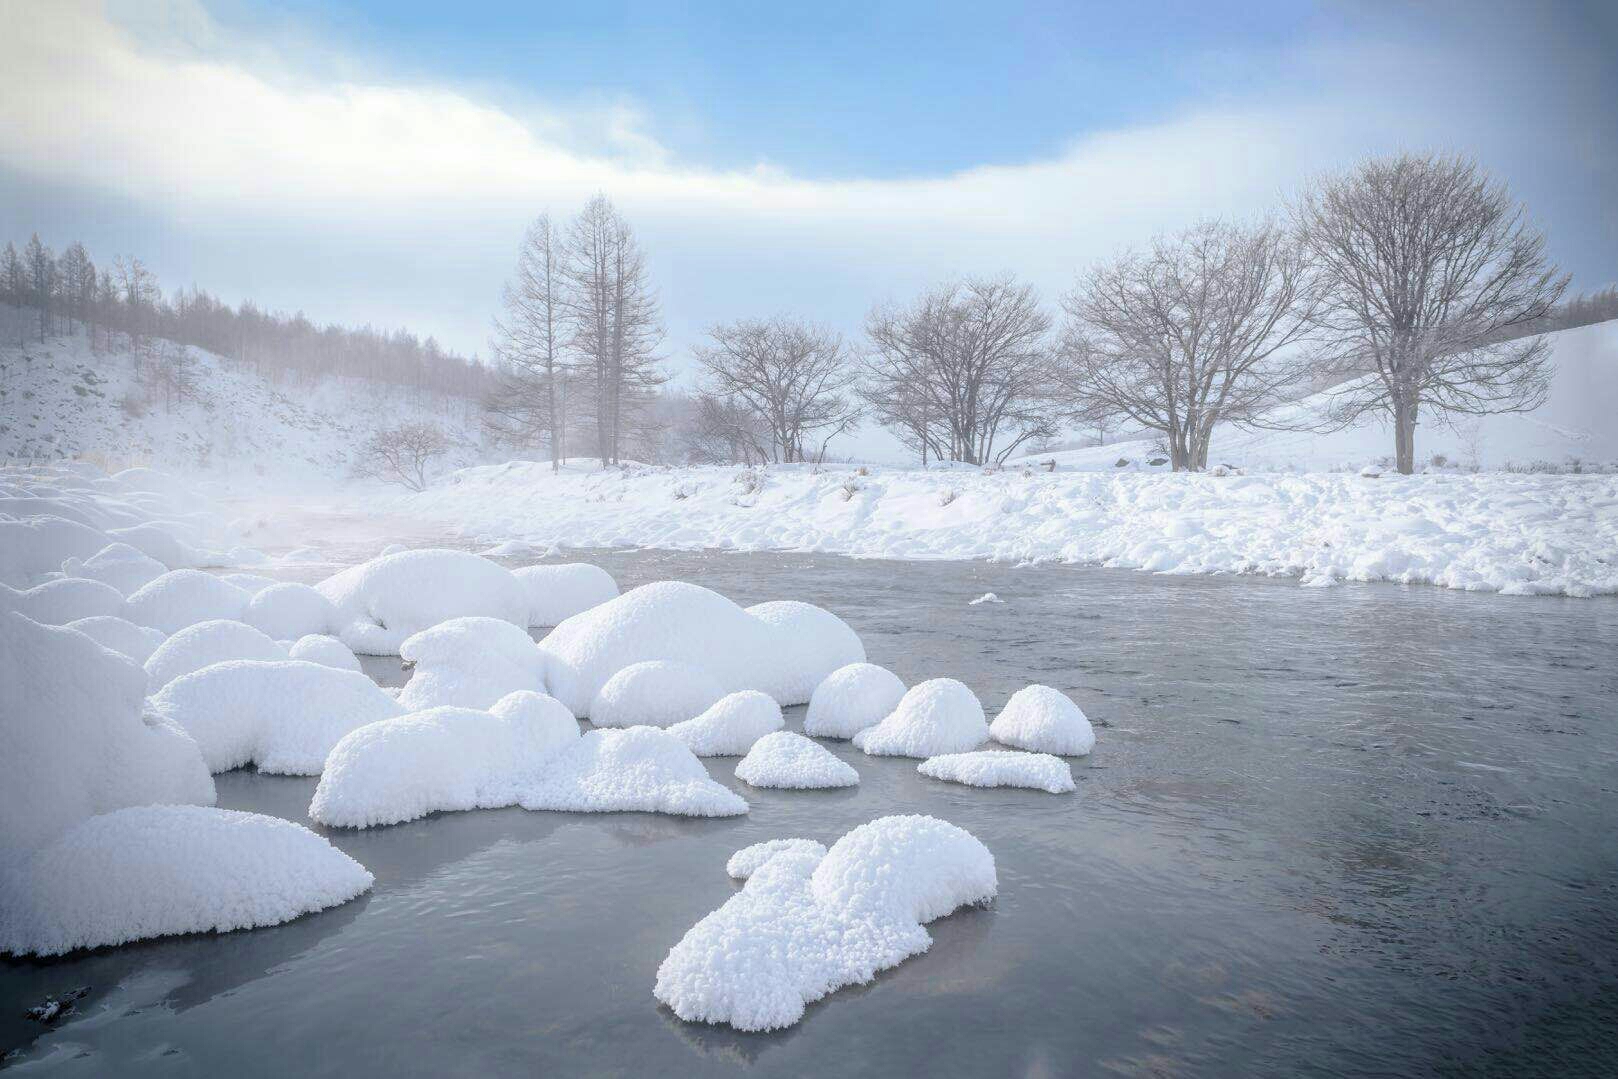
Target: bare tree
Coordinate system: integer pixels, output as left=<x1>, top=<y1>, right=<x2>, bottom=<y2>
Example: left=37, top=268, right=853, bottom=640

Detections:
left=684, top=389, right=774, bottom=464
left=694, top=317, right=861, bottom=463
left=1058, top=219, right=1315, bottom=471
left=1294, top=152, right=1568, bottom=473
left=23, top=235, right=56, bottom=342
left=560, top=195, right=666, bottom=466
left=488, top=215, right=567, bottom=471
left=353, top=422, right=450, bottom=491
left=864, top=274, right=1058, bottom=465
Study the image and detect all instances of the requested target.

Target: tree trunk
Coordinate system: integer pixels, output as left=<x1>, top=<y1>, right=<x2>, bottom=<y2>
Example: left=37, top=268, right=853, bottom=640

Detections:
left=1394, top=397, right=1417, bottom=475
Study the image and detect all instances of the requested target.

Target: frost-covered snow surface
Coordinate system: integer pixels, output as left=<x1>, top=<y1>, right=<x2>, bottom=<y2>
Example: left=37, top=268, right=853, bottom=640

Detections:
left=725, top=838, right=828, bottom=879
left=316, top=548, right=529, bottom=655
left=918, top=751, right=1076, bottom=794
left=654, top=815, right=997, bottom=1031
left=853, top=678, right=989, bottom=758
left=146, top=659, right=404, bottom=775
left=803, top=662, right=908, bottom=739
left=125, top=570, right=250, bottom=634
left=396, top=616, right=548, bottom=711
left=61, top=542, right=168, bottom=595
left=287, top=633, right=362, bottom=672
left=143, top=618, right=286, bottom=691
left=0, top=805, right=373, bottom=956
left=735, top=731, right=860, bottom=789
left=667, top=690, right=786, bottom=756
left=243, top=581, right=337, bottom=639
left=0, top=577, right=125, bottom=624
left=513, top=563, right=619, bottom=626
left=586, top=659, right=726, bottom=728
left=519, top=726, right=748, bottom=817
left=989, top=685, right=1096, bottom=756
left=62, top=614, right=166, bottom=663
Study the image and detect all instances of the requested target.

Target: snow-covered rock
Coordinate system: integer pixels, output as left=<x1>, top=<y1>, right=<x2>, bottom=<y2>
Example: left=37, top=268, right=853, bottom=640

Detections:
left=852, top=678, right=989, bottom=758
left=396, top=616, right=548, bottom=711
left=287, top=633, right=362, bottom=672
left=62, top=615, right=166, bottom=663
left=106, top=522, right=204, bottom=569
left=316, top=548, right=529, bottom=655
left=124, top=570, right=250, bottom=634
left=743, top=600, right=867, bottom=704
left=735, top=732, right=859, bottom=789
left=0, top=577, right=125, bottom=624
left=989, top=685, right=1096, bottom=756
left=803, top=662, right=907, bottom=739
left=667, top=691, right=785, bottom=757
left=143, top=619, right=287, bottom=691
left=918, top=751, right=1075, bottom=793
left=587, top=659, right=726, bottom=729
left=0, top=516, right=110, bottom=586
left=243, top=582, right=337, bottom=640
left=146, top=659, right=405, bottom=775
left=725, top=838, right=827, bottom=879
left=654, top=815, right=996, bottom=1031
left=520, top=726, right=748, bottom=817
left=60, top=542, right=167, bottom=595
left=0, top=805, right=372, bottom=956
left=514, top=563, right=619, bottom=626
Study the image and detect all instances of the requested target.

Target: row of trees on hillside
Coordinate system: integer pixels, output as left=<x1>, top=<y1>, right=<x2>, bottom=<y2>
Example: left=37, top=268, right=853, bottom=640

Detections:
left=490, top=153, right=1588, bottom=475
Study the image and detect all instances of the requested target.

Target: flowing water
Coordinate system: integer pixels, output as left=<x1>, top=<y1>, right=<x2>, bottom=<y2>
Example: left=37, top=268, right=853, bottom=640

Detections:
left=4, top=542, right=1616, bottom=1076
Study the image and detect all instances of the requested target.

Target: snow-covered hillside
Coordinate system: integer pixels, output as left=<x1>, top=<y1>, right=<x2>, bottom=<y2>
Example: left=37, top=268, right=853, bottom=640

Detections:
left=0, top=330, right=490, bottom=482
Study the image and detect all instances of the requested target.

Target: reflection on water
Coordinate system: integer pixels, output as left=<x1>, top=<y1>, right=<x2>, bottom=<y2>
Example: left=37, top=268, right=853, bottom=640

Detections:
left=4, top=545, right=1617, bottom=1077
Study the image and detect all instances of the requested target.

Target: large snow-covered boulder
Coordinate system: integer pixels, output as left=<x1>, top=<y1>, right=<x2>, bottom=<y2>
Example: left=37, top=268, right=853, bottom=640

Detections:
left=989, top=685, right=1096, bottom=757
left=515, top=563, right=619, bottom=626
left=143, top=619, right=287, bottom=691
left=918, top=751, right=1075, bottom=794
left=654, top=815, right=996, bottom=1031
left=519, top=726, right=748, bottom=817
left=743, top=601, right=867, bottom=704
left=0, top=516, right=110, bottom=586
left=588, top=659, right=726, bottom=729
left=735, top=732, right=859, bottom=790
left=61, top=542, right=168, bottom=595
left=107, top=523, right=204, bottom=569
left=667, top=691, right=785, bottom=757
left=125, top=570, right=251, bottom=634
left=63, top=615, right=166, bottom=664
left=396, top=616, right=549, bottom=711
left=146, top=660, right=405, bottom=775
left=316, top=548, right=529, bottom=655
left=287, top=633, right=362, bottom=672
left=0, top=577, right=126, bottom=624
left=309, top=692, right=580, bottom=829
left=0, top=805, right=373, bottom=956
left=244, top=582, right=338, bottom=640
left=853, top=678, right=989, bottom=758
left=803, top=662, right=907, bottom=739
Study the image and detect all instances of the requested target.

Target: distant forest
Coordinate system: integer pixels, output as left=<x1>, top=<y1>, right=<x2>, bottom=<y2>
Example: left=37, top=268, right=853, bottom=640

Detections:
left=0, top=235, right=494, bottom=400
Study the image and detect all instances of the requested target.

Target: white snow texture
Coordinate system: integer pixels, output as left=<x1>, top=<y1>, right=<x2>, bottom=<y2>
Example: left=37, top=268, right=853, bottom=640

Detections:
left=852, top=678, right=989, bottom=758
left=918, top=751, right=1076, bottom=794
left=989, top=685, right=1096, bottom=756
left=735, top=732, right=859, bottom=789
left=803, top=662, right=907, bottom=739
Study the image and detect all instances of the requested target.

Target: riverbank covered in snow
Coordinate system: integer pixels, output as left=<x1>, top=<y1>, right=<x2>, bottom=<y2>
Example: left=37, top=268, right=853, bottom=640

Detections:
left=369, top=464, right=1617, bottom=598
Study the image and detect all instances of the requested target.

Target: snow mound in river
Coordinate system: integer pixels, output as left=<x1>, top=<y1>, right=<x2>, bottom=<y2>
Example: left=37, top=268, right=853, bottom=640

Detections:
left=0, top=805, right=373, bottom=956
left=735, top=732, right=859, bottom=789
left=520, top=726, right=748, bottom=817
left=288, top=633, right=362, bottom=672
left=654, top=815, right=996, bottom=1031
left=743, top=601, right=867, bottom=704
left=667, top=691, right=785, bottom=757
left=918, top=750, right=1075, bottom=793
left=61, top=542, right=167, bottom=595
left=803, top=662, right=907, bottom=739
left=989, top=685, right=1096, bottom=756
left=244, top=582, right=337, bottom=640
left=397, top=616, right=548, bottom=711
left=514, top=563, right=619, bottom=626
left=316, top=548, right=529, bottom=655
left=587, top=659, right=726, bottom=729
left=63, top=615, right=166, bottom=663
left=143, top=619, right=286, bottom=691
left=0, top=516, right=110, bottom=585
left=852, top=678, right=988, bottom=758
left=725, top=838, right=827, bottom=879
left=0, top=577, right=125, bottom=624
left=125, top=570, right=250, bottom=634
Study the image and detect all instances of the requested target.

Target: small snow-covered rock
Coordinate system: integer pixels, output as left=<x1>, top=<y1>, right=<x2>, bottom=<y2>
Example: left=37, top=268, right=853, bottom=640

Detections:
left=396, top=616, right=548, bottom=711
left=520, top=726, right=747, bottom=817
left=243, top=582, right=337, bottom=639
left=918, top=751, right=1075, bottom=794
left=725, top=838, right=827, bottom=879
left=514, top=562, right=619, bottom=626
left=287, top=633, right=362, bottom=672
left=588, top=660, right=726, bottom=728
left=743, top=600, right=867, bottom=704
left=989, top=684, right=1096, bottom=757
left=667, top=691, right=785, bottom=757
left=735, top=732, right=859, bottom=789
left=803, top=662, right=906, bottom=739
left=852, top=678, right=988, bottom=758
left=125, top=570, right=250, bottom=634
left=60, top=542, right=167, bottom=594
left=968, top=592, right=1003, bottom=605
left=63, top=615, right=166, bottom=663
left=316, top=548, right=529, bottom=655
left=143, top=619, right=287, bottom=691
left=0, top=577, right=125, bottom=624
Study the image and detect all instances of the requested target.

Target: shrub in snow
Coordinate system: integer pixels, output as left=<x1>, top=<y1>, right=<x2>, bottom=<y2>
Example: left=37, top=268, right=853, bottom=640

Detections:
left=520, top=726, right=748, bottom=817
left=309, top=692, right=580, bottom=829
left=287, top=633, right=362, bottom=672
left=654, top=815, right=996, bottom=1031
left=316, top=548, right=528, bottom=655
left=989, top=684, right=1096, bottom=757
left=397, top=616, right=549, bottom=711
left=146, top=659, right=405, bottom=775
left=735, top=731, right=859, bottom=789
left=0, top=805, right=373, bottom=956
left=667, top=691, right=785, bottom=757
left=803, top=662, right=907, bottom=739
left=107, top=523, right=203, bottom=569
left=0, top=611, right=213, bottom=867
left=143, top=619, right=287, bottom=691
left=125, top=570, right=250, bottom=634
left=587, top=660, right=727, bottom=728
left=726, top=838, right=827, bottom=879
left=0, top=516, right=110, bottom=586
left=61, top=542, right=167, bottom=594
left=63, top=615, right=166, bottom=663
left=917, top=751, right=1075, bottom=794
left=743, top=601, right=867, bottom=704
left=852, top=678, right=989, bottom=758
left=243, top=582, right=337, bottom=639
left=0, top=577, right=125, bottom=624
left=514, top=563, right=619, bottom=626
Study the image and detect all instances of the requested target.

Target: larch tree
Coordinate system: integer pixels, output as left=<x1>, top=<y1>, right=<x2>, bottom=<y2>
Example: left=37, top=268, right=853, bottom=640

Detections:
left=23, top=234, right=56, bottom=341
left=489, top=214, right=568, bottom=471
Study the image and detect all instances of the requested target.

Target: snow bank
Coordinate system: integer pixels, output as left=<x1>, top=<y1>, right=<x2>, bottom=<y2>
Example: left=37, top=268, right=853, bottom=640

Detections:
left=587, top=659, right=726, bottom=729
left=514, top=563, right=619, bottom=626
left=667, top=691, right=785, bottom=757
left=316, top=548, right=528, bottom=655
left=726, top=838, right=827, bottom=879
left=244, top=582, right=337, bottom=640
left=309, top=692, right=580, bottom=829
left=146, top=660, right=405, bottom=775
left=918, top=751, right=1075, bottom=794
left=143, top=619, right=287, bottom=691
left=125, top=570, right=250, bottom=634
left=654, top=815, right=996, bottom=1031
left=61, top=542, right=167, bottom=594
left=288, top=633, right=362, bottom=672
left=735, top=732, right=859, bottom=789
left=803, top=663, right=907, bottom=739
left=0, top=577, right=125, bottom=624
left=63, top=615, right=166, bottom=663
left=989, top=685, right=1096, bottom=756
left=0, top=805, right=372, bottom=956
left=396, top=616, right=548, bottom=711
left=520, top=726, right=748, bottom=817
left=853, top=679, right=989, bottom=758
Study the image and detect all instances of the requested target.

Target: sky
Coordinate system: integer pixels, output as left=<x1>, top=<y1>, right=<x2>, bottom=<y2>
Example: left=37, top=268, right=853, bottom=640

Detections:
left=2, top=0, right=1615, bottom=385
